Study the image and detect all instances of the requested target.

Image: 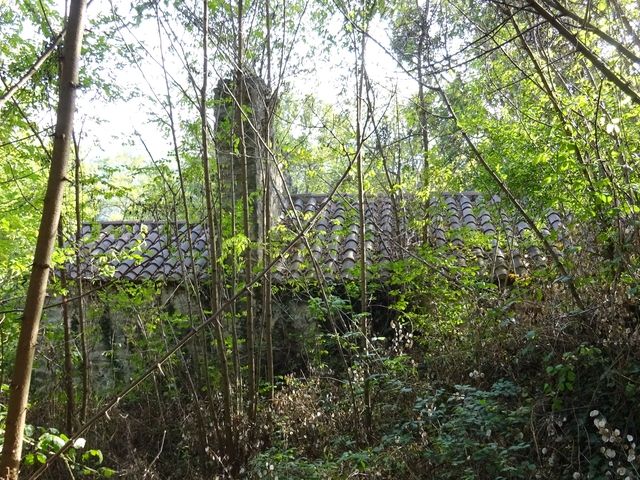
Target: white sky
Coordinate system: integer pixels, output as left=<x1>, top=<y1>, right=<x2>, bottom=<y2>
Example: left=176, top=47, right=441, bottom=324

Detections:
left=51, top=1, right=418, bottom=166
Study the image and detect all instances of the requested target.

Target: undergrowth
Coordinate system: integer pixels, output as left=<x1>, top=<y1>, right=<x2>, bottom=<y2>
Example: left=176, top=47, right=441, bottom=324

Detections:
left=246, top=253, right=640, bottom=479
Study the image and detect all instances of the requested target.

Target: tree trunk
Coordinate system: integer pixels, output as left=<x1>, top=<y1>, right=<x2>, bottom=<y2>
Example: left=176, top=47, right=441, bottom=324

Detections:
left=73, top=133, right=90, bottom=423
left=264, top=0, right=275, bottom=401
left=354, top=20, right=372, bottom=440
left=416, top=12, right=430, bottom=190
left=199, top=0, right=235, bottom=454
left=0, top=0, right=87, bottom=477
left=56, top=226, right=75, bottom=434
left=236, top=0, right=257, bottom=423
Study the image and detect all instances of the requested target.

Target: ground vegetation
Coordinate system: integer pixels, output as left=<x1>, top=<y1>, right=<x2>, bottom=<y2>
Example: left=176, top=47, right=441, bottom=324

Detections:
left=1, top=0, right=639, bottom=478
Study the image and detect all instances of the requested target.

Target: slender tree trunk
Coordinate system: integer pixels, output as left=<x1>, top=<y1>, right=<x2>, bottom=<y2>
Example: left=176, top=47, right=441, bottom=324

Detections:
left=354, top=20, right=372, bottom=440
left=72, top=133, right=89, bottom=423
left=199, top=0, right=234, bottom=454
left=155, top=6, right=218, bottom=462
left=236, top=0, right=257, bottom=422
left=264, top=0, right=275, bottom=401
left=0, top=1, right=87, bottom=477
left=56, top=225, right=75, bottom=434
left=416, top=9, right=430, bottom=190
left=229, top=123, right=242, bottom=411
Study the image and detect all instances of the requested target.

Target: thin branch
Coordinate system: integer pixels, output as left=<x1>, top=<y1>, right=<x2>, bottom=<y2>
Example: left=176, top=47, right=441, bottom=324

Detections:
left=435, top=79, right=586, bottom=311
left=524, top=0, right=640, bottom=105
left=0, top=31, right=64, bottom=111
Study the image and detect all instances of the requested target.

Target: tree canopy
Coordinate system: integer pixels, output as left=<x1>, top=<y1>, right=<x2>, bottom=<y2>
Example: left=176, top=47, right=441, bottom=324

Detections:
left=1, top=0, right=639, bottom=478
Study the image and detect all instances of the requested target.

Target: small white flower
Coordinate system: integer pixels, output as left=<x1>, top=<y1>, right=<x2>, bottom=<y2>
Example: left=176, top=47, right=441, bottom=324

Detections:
left=573, top=472, right=581, bottom=479
left=590, top=410, right=600, bottom=417
left=606, top=119, right=621, bottom=135
left=605, top=448, right=616, bottom=458
left=72, top=438, right=86, bottom=449
left=626, top=435, right=633, bottom=442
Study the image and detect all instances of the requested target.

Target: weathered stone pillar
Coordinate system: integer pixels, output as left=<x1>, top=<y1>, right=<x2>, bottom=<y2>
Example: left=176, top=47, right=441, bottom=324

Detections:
left=213, top=74, right=282, bottom=246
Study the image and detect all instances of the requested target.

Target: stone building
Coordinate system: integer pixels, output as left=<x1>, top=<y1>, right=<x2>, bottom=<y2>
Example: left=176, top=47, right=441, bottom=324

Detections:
left=41, top=74, right=570, bottom=388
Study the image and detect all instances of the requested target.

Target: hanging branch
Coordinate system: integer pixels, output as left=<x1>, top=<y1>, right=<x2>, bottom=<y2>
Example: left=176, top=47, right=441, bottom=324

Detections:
left=608, top=0, right=640, bottom=51
left=480, top=8, right=603, bottom=221
left=543, top=0, right=640, bottom=65
left=0, top=0, right=88, bottom=477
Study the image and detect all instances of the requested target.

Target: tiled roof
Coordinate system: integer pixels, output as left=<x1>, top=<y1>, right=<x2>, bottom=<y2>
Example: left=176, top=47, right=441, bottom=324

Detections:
left=67, top=222, right=210, bottom=282
left=272, top=194, right=405, bottom=281
left=427, top=192, right=567, bottom=280
left=63, top=193, right=568, bottom=284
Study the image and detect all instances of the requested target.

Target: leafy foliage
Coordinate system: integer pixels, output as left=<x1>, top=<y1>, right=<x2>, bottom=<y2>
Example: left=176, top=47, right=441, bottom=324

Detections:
left=2, top=0, right=640, bottom=478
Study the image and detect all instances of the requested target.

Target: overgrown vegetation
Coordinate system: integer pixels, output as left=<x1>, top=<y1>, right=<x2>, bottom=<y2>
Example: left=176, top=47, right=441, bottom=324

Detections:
left=1, top=0, right=639, bottom=478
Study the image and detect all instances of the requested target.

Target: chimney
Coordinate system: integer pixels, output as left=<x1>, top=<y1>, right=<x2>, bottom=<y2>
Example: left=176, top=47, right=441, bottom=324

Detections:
left=213, top=74, right=281, bottom=245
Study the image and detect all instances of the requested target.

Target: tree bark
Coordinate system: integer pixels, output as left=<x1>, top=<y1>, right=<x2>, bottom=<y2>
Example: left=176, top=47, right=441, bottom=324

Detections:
left=264, top=0, right=275, bottom=401
left=354, top=18, right=372, bottom=440
left=416, top=9, right=430, bottom=190
left=0, top=0, right=87, bottom=477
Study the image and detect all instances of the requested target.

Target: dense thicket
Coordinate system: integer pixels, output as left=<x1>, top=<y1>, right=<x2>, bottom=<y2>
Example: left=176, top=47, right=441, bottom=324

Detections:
left=1, top=0, right=639, bottom=478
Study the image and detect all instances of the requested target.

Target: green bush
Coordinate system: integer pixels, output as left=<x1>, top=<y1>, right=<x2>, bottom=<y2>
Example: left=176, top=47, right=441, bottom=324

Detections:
left=407, top=380, right=535, bottom=479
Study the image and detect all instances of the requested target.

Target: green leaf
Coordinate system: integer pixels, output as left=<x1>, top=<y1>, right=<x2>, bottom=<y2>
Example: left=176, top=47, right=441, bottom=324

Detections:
left=99, top=467, right=117, bottom=478
left=82, top=449, right=104, bottom=465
